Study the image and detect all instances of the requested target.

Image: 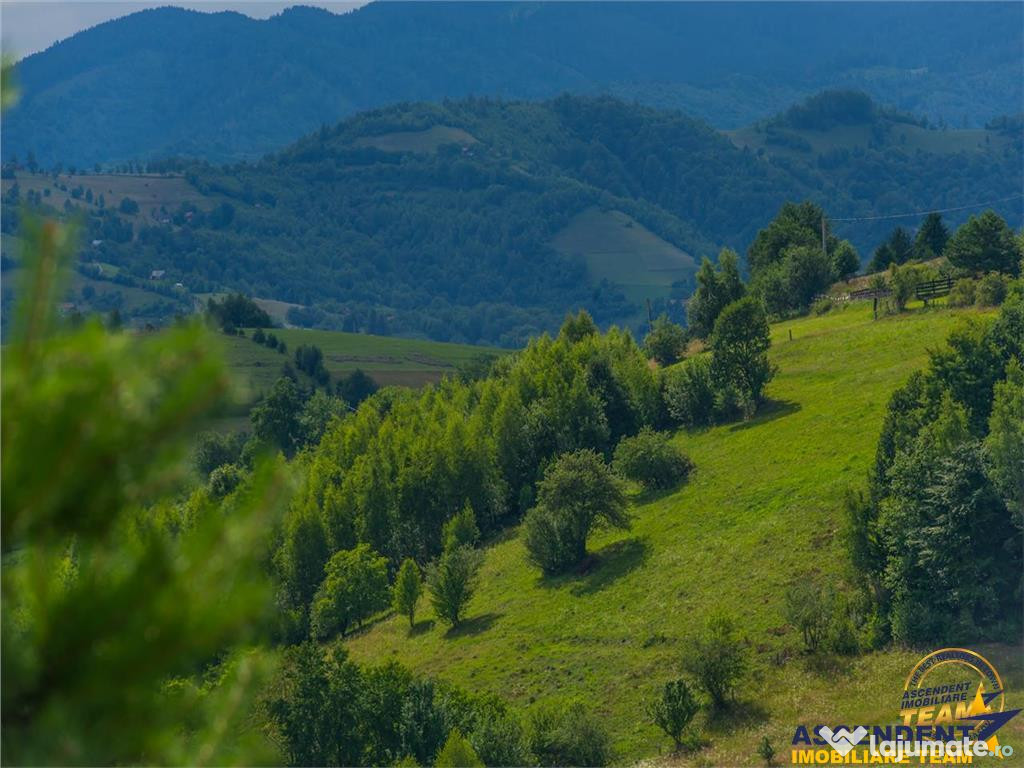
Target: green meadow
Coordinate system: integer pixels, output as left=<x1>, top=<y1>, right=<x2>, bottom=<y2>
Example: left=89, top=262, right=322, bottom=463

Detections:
left=344, top=301, right=1023, bottom=765
left=221, top=327, right=505, bottom=397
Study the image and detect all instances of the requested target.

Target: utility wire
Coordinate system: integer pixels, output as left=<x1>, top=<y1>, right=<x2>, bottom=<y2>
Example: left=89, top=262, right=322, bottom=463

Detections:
left=830, top=192, right=1024, bottom=223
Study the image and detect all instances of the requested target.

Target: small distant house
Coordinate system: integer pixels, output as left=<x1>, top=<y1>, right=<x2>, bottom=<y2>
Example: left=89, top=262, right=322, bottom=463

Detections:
left=174, top=282, right=184, bottom=289
left=150, top=269, right=165, bottom=280
left=91, top=239, right=103, bottom=247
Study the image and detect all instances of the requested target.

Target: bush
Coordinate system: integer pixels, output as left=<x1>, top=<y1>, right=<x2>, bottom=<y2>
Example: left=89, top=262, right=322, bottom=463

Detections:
left=683, top=616, right=748, bottom=710
left=613, top=429, right=693, bottom=490
left=647, top=679, right=700, bottom=752
left=662, top=356, right=715, bottom=427
left=527, top=700, right=612, bottom=767
left=523, top=450, right=628, bottom=574
left=207, top=463, right=243, bottom=499
left=975, top=272, right=1008, bottom=307
left=783, top=582, right=830, bottom=653
left=947, top=278, right=976, bottom=307
left=435, top=729, right=484, bottom=768
left=811, top=296, right=832, bottom=315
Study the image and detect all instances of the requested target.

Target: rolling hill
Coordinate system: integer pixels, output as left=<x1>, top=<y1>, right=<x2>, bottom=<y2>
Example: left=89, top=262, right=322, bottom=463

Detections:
left=341, top=300, right=1024, bottom=763
left=3, top=2, right=1022, bottom=168
left=3, top=93, right=1020, bottom=345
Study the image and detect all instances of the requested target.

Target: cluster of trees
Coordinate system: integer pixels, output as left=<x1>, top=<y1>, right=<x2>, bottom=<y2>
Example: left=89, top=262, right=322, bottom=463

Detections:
left=744, top=202, right=859, bottom=317
left=266, top=642, right=613, bottom=767
left=207, top=292, right=273, bottom=332
left=868, top=210, right=1020, bottom=276
left=252, top=326, right=287, bottom=353
left=661, top=296, right=776, bottom=423
left=848, top=291, right=1023, bottom=644
left=272, top=311, right=665, bottom=638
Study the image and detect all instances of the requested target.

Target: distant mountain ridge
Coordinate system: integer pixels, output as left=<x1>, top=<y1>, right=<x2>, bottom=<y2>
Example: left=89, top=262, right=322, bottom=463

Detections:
left=5, top=93, right=1017, bottom=346
left=4, top=1, right=1022, bottom=167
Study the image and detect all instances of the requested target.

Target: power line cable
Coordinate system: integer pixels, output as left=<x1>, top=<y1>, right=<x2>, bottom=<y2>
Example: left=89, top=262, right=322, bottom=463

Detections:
left=830, top=192, right=1024, bottom=223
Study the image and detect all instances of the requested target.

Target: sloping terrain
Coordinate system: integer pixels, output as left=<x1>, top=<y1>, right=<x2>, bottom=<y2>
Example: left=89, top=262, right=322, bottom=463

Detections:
left=551, top=208, right=696, bottom=304
left=343, top=301, right=1023, bottom=762
left=221, top=328, right=504, bottom=397
left=3, top=94, right=1019, bottom=346
left=4, top=2, right=1022, bottom=167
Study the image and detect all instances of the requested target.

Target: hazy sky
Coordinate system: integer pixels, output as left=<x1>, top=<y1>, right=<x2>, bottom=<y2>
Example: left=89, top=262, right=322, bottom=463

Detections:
left=0, top=1, right=364, bottom=58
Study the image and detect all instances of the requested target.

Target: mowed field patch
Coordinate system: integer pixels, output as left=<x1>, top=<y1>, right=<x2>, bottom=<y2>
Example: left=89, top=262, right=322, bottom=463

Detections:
left=1, top=173, right=214, bottom=225
left=353, top=125, right=478, bottom=154
left=551, top=207, right=696, bottom=304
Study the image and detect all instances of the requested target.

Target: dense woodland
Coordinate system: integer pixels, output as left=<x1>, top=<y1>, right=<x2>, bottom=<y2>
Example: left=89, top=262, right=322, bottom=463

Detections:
left=5, top=91, right=1019, bottom=344
left=4, top=2, right=1022, bottom=166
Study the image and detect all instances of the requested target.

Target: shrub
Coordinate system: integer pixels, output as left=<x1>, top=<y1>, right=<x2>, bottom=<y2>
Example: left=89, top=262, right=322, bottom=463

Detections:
left=528, top=700, right=612, bottom=767
left=662, top=356, right=715, bottom=427
left=613, top=429, right=693, bottom=490
left=467, top=699, right=534, bottom=767
left=647, top=679, right=700, bottom=752
left=435, top=729, right=484, bottom=768
left=310, top=544, right=389, bottom=639
left=811, top=296, right=832, bottom=315
left=683, top=616, right=748, bottom=710
left=758, top=736, right=776, bottom=766
left=783, top=582, right=830, bottom=653
left=975, top=272, right=1008, bottom=307
left=947, top=278, right=976, bottom=307
left=207, top=463, right=243, bottom=499
left=523, top=450, right=628, bottom=574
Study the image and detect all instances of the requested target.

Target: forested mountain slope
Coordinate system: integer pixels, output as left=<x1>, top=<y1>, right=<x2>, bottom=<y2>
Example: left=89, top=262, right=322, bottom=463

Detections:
left=4, top=94, right=1020, bottom=344
left=4, top=1, right=1022, bottom=167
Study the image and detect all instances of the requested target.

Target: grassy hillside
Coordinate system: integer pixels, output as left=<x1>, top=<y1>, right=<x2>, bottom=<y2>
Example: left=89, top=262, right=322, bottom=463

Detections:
left=0, top=173, right=212, bottom=226
left=343, top=301, right=1023, bottom=763
left=221, top=328, right=504, bottom=397
left=551, top=208, right=695, bottom=305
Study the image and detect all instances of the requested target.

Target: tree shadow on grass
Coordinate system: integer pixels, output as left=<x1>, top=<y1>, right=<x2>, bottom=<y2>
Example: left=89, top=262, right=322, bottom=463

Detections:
left=728, top=398, right=801, bottom=432
left=570, top=536, right=651, bottom=596
left=444, top=611, right=502, bottom=639
left=704, top=698, right=771, bottom=736
left=408, top=618, right=435, bottom=637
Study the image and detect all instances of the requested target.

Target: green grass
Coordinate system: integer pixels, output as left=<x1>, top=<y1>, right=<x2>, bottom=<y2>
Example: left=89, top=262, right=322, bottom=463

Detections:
left=1, top=172, right=215, bottom=225
left=551, top=207, right=696, bottom=304
left=344, top=301, right=1023, bottom=765
left=221, top=328, right=504, bottom=399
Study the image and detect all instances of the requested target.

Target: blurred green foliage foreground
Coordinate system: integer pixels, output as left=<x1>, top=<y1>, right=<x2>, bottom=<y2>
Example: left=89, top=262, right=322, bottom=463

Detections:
left=1, top=212, right=289, bottom=763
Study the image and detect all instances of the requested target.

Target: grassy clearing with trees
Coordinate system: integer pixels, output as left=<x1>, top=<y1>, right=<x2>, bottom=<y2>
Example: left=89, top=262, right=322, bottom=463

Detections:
left=344, top=300, right=1023, bottom=761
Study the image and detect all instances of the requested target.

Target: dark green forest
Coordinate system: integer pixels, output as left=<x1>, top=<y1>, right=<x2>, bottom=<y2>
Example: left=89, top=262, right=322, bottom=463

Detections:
left=4, top=2, right=1022, bottom=167
left=6, top=92, right=1018, bottom=345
